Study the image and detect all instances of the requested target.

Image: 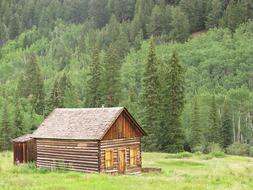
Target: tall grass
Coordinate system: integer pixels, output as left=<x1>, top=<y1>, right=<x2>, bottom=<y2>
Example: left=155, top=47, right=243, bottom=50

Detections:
left=1, top=151, right=253, bottom=190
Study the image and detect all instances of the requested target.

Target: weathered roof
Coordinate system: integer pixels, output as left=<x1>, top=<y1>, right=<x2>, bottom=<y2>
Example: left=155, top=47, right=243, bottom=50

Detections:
left=32, top=107, right=144, bottom=140
left=12, top=134, right=34, bottom=142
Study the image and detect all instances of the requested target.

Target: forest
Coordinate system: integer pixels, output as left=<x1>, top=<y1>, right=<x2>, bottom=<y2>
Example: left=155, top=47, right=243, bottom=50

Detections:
left=0, top=0, right=253, bottom=153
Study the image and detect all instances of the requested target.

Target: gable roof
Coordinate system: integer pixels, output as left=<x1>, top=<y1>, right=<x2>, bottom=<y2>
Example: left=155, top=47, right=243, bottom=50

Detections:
left=32, top=107, right=145, bottom=140
left=12, top=134, right=33, bottom=142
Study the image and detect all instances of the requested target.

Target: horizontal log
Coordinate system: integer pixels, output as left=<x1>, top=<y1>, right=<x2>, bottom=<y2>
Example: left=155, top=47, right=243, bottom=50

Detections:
left=37, top=147, right=98, bottom=153
left=37, top=157, right=99, bottom=165
left=37, top=143, right=99, bottom=148
left=101, top=137, right=140, bottom=143
left=37, top=152, right=98, bottom=159
left=37, top=159, right=99, bottom=167
left=37, top=151, right=98, bottom=158
left=37, top=145, right=98, bottom=150
left=37, top=164, right=98, bottom=173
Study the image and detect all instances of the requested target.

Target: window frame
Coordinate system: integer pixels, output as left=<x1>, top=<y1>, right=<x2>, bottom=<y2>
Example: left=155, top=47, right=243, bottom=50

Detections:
left=129, top=147, right=137, bottom=166
left=105, top=149, right=114, bottom=169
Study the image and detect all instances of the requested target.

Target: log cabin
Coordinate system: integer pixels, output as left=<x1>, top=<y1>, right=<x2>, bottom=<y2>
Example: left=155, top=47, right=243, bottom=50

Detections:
left=13, top=107, right=146, bottom=174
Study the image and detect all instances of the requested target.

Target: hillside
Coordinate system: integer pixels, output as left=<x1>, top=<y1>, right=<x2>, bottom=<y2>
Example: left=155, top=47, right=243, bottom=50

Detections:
left=0, top=0, right=253, bottom=153
left=1, top=152, right=253, bottom=189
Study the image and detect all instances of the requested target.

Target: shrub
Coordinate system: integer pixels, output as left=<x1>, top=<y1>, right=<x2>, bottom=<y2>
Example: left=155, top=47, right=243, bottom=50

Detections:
left=191, top=145, right=205, bottom=153
left=194, top=151, right=202, bottom=156
left=248, top=146, right=253, bottom=157
left=210, top=151, right=225, bottom=158
left=204, top=143, right=223, bottom=154
left=201, top=154, right=213, bottom=160
left=226, top=143, right=250, bottom=156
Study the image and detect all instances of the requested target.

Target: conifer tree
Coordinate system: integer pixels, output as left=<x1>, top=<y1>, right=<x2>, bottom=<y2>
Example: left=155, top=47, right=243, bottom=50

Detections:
left=221, top=98, right=233, bottom=148
left=141, top=37, right=160, bottom=151
left=0, top=102, right=12, bottom=150
left=20, top=53, right=45, bottom=115
left=86, top=46, right=103, bottom=107
left=103, top=45, right=121, bottom=107
left=59, top=73, right=79, bottom=108
left=148, top=5, right=165, bottom=37
left=48, top=77, right=62, bottom=112
left=170, top=7, right=190, bottom=42
left=159, top=51, right=185, bottom=152
left=208, top=95, right=221, bottom=144
left=13, top=99, right=24, bottom=138
left=220, top=0, right=246, bottom=31
left=206, top=0, right=224, bottom=29
left=8, top=13, right=21, bottom=39
left=48, top=73, right=78, bottom=113
left=189, top=96, right=202, bottom=150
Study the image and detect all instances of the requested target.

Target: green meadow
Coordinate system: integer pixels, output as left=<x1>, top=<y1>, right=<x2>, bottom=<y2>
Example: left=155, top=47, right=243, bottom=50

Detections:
left=0, top=152, right=253, bottom=190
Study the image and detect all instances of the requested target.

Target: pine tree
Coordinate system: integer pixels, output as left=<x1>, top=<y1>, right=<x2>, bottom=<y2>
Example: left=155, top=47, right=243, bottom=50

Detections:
left=208, top=95, right=221, bottom=144
left=141, top=37, right=160, bottom=151
left=108, top=0, right=135, bottom=22
left=88, top=0, right=109, bottom=28
left=21, top=53, right=45, bottom=115
left=0, top=102, right=12, bottom=150
left=8, top=13, right=21, bottom=39
left=60, top=73, right=79, bottom=108
left=206, top=0, right=224, bottom=29
left=13, top=99, right=24, bottom=138
left=221, top=98, right=233, bottom=148
left=48, top=73, right=78, bottom=113
left=103, top=45, right=121, bottom=107
left=159, top=51, right=185, bottom=152
left=48, top=77, right=62, bottom=112
left=189, top=96, right=202, bottom=150
left=220, top=0, right=246, bottom=31
left=170, top=7, right=190, bottom=42
left=147, top=5, right=165, bottom=37
left=86, top=46, right=103, bottom=107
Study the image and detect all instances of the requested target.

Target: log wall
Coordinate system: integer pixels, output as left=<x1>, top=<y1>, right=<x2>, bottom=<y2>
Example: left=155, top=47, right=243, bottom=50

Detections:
left=103, top=113, right=142, bottom=140
left=100, top=137, right=142, bottom=174
left=36, top=139, right=99, bottom=173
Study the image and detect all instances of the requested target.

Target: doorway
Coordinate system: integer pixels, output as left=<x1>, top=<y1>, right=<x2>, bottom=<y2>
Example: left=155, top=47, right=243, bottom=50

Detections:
left=118, top=149, right=126, bottom=173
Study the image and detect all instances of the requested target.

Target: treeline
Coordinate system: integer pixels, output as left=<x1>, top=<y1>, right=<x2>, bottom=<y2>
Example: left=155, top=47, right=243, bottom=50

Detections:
left=0, top=0, right=253, bottom=152
left=1, top=0, right=253, bottom=45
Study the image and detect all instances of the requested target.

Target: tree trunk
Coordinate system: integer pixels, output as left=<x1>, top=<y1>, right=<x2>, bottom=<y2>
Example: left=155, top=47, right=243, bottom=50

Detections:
left=237, top=113, right=241, bottom=143
left=232, top=113, right=236, bottom=143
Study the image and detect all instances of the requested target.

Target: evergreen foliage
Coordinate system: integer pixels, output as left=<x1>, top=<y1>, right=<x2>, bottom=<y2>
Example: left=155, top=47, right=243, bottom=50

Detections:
left=189, top=97, right=202, bottom=149
left=86, top=46, right=103, bottom=107
left=159, top=51, right=185, bottom=152
left=141, top=38, right=160, bottom=151
left=0, top=102, right=11, bottom=150
left=103, top=45, right=121, bottom=107
left=221, top=98, right=234, bottom=148
left=207, top=95, right=221, bottom=144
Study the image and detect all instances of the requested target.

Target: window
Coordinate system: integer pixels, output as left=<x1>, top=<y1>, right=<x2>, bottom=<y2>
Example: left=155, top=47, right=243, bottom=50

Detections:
left=130, top=148, right=137, bottom=166
left=105, top=150, right=113, bottom=169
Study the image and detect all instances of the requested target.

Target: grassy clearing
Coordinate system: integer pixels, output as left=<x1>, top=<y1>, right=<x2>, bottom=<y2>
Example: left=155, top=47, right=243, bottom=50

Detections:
left=1, top=152, right=253, bottom=190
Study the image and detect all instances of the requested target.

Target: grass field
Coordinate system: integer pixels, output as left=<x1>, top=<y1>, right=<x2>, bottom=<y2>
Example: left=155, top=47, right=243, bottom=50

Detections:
left=1, top=152, right=253, bottom=190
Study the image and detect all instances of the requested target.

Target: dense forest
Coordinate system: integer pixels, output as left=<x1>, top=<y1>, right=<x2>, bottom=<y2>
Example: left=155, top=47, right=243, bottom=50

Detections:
left=0, top=0, right=253, bottom=153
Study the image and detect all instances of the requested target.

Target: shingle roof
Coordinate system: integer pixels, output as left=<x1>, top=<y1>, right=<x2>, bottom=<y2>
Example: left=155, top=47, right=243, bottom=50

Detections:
left=32, top=107, right=127, bottom=140
left=12, top=134, right=34, bottom=142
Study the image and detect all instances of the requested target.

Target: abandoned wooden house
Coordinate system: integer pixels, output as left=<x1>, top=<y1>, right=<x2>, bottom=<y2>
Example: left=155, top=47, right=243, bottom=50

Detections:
left=13, top=107, right=146, bottom=174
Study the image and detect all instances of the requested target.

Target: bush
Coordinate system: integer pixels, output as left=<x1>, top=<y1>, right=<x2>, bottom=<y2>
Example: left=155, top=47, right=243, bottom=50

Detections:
left=204, top=143, right=223, bottom=154
left=226, top=143, right=250, bottom=156
left=248, top=146, right=253, bottom=157
left=210, top=151, right=225, bottom=158
left=191, top=145, right=205, bottom=153
left=165, top=151, right=193, bottom=159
